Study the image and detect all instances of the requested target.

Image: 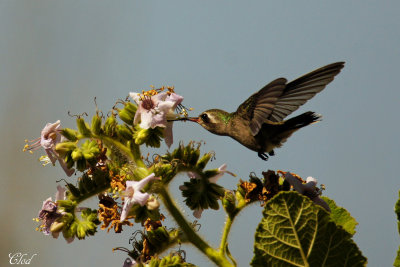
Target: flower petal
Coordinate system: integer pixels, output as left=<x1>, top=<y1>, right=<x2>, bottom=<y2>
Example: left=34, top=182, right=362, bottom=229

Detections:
left=55, top=185, right=66, bottom=201
left=120, top=198, right=134, bottom=222
left=167, top=93, right=184, bottom=109
left=152, top=92, right=168, bottom=102
left=41, top=120, right=61, bottom=137
left=284, top=172, right=306, bottom=194
left=132, top=191, right=150, bottom=206
left=45, top=149, right=58, bottom=164
left=148, top=112, right=167, bottom=129
left=164, top=122, right=174, bottom=148
left=312, top=197, right=331, bottom=212
left=193, top=208, right=203, bottom=219
left=129, top=92, right=141, bottom=104
left=209, top=164, right=228, bottom=184
left=57, top=157, right=75, bottom=177
left=132, top=173, right=159, bottom=191
left=139, top=111, right=155, bottom=129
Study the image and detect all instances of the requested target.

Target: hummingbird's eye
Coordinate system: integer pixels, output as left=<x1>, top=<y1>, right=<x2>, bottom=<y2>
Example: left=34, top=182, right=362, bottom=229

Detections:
left=200, top=113, right=210, bottom=123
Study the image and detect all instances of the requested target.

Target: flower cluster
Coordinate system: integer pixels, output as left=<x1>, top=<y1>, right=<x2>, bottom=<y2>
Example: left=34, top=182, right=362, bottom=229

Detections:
left=25, top=87, right=335, bottom=267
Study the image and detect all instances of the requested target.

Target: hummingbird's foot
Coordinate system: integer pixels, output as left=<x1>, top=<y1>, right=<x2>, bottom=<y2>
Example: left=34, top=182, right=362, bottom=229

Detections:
left=268, top=150, right=275, bottom=156
left=258, top=152, right=269, bottom=161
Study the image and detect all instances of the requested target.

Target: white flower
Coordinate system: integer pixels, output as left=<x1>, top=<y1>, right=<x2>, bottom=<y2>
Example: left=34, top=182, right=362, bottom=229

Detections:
left=284, top=173, right=331, bottom=212
left=24, top=120, right=74, bottom=176
left=129, top=92, right=183, bottom=147
left=120, top=173, right=160, bottom=221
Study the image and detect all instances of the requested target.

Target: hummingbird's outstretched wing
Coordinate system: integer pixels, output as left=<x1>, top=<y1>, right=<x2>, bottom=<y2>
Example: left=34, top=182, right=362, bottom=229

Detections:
left=267, top=62, right=345, bottom=122
left=235, top=78, right=287, bottom=136
left=235, top=62, right=345, bottom=136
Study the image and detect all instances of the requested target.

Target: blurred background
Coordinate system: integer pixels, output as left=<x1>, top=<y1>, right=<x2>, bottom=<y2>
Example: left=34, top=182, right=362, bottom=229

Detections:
left=1, top=1, right=399, bottom=266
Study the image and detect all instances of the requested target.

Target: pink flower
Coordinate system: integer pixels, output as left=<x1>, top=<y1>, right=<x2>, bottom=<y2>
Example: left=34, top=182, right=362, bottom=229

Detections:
left=120, top=173, right=160, bottom=221
left=284, top=173, right=331, bottom=212
left=129, top=92, right=183, bottom=147
left=36, top=186, right=69, bottom=239
left=24, top=120, right=74, bottom=176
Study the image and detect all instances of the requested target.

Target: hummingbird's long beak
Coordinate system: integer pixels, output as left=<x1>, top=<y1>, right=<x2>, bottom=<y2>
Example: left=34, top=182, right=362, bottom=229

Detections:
left=167, top=117, right=199, bottom=123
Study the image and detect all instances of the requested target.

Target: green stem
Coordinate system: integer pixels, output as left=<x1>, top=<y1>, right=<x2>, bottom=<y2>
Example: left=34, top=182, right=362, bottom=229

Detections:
left=96, top=135, right=146, bottom=168
left=159, top=187, right=233, bottom=267
left=219, top=216, right=233, bottom=253
left=97, top=135, right=134, bottom=159
left=129, top=141, right=146, bottom=168
left=219, top=214, right=238, bottom=266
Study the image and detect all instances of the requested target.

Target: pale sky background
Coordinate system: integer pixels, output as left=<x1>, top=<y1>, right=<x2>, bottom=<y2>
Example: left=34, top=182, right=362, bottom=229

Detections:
left=1, top=1, right=399, bottom=266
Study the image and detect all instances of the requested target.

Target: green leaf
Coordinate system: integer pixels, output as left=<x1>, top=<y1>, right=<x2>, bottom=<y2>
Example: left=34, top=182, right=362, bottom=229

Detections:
left=252, top=191, right=366, bottom=267
left=394, top=191, right=400, bottom=267
left=141, top=253, right=197, bottom=267
left=322, top=196, right=358, bottom=236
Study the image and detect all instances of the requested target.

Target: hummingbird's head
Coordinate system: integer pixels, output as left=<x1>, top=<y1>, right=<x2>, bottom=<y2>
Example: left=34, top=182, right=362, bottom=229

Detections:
left=190, top=109, right=230, bottom=136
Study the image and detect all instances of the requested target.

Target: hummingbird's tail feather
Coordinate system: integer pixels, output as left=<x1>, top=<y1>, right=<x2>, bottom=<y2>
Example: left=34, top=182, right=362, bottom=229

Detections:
left=283, top=111, right=322, bottom=130
left=264, top=111, right=322, bottom=150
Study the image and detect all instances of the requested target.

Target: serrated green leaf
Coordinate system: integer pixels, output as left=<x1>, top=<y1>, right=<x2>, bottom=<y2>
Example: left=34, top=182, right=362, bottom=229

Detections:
left=322, top=196, right=358, bottom=236
left=252, top=191, right=367, bottom=267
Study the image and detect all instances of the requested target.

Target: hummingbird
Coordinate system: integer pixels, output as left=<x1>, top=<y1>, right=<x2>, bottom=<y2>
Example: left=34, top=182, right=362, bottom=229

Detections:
left=176, top=62, right=345, bottom=160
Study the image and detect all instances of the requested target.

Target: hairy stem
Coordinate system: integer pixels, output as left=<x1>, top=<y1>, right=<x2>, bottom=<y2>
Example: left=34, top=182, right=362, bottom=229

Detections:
left=96, top=135, right=146, bottom=168
left=219, top=216, right=234, bottom=253
left=159, top=187, right=233, bottom=267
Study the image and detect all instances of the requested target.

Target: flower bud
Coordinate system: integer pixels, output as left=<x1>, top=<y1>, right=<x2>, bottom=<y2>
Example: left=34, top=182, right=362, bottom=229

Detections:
left=76, top=158, right=88, bottom=172
left=188, top=148, right=200, bottom=166
left=64, top=153, right=74, bottom=169
left=91, top=168, right=109, bottom=187
left=80, top=174, right=95, bottom=193
left=117, top=124, right=133, bottom=140
left=65, top=182, right=81, bottom=199
left=50, top=220, right=66, bottom=233
left=146, top=196, right=160, bottom=210
left=76, top=117, right=91, bottom=137
left=103, top=115, right=117, bottom=136
left=81, top=140, right=100, bottom=161
left=71, top=149, right=84, bottom=161
left=222, top=190, right=237, bottom=215
left=124, top=102, right=137, bottom=114
left=146, top=227, right=170, bottom=248
left=91, top=114, right=102, bottom=135
left=55, top=142, right=77, bottom=155
left=134, top=128, right=149, bottom=145
left=118, top=109, right=134, bottom=125
left=61, top=128, right=78, bottom=141
left=171, top=144, right=184, bottom=159
left=196, top=152, right=212, bottom=170
left=56, top=200, right=75, bottom=211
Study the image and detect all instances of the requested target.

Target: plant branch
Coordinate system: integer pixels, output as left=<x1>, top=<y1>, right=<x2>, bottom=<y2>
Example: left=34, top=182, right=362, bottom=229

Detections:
left=159, top=187, right=233, bottom=267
